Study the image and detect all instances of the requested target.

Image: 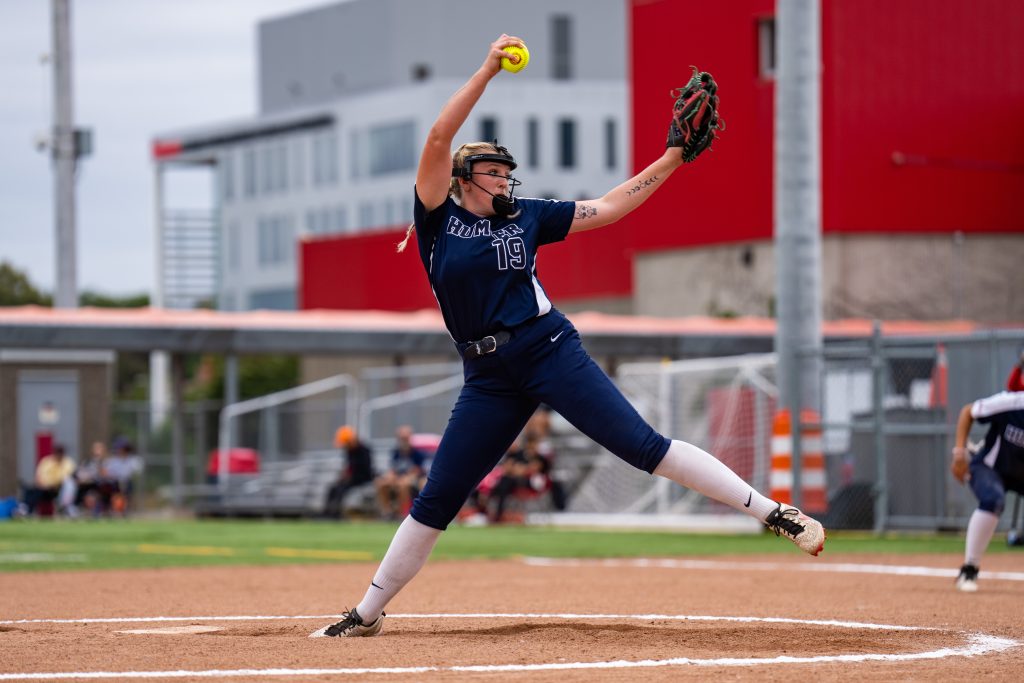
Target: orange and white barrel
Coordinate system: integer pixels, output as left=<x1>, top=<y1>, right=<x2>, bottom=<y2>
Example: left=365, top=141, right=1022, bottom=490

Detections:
left=770, top=409, right=827, bottom=514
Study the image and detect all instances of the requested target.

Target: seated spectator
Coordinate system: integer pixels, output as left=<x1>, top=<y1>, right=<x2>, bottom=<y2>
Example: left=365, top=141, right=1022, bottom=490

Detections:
left=375, top=425, right=427, bottom=520
left=323, top=425, right=374, bottom=519
left=23, top=444, right=76, bottom=517
left=105, top=439, right=142, bottom=515
left=73, top=441, right=119, bottom=517
left=487, top=434, right=561, bottom=523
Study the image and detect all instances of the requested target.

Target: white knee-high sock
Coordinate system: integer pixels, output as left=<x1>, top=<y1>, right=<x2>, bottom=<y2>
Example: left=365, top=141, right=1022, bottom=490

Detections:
left=653, top=439, right=777, bottom=521
left=964, top=509, right=999, bottom=567
left=355, top=516, right=441, bottom=622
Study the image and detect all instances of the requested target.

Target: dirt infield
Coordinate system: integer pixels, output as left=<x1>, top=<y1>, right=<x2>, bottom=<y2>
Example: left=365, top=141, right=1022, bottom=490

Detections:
left=2, top=552, right=1022, bottom=681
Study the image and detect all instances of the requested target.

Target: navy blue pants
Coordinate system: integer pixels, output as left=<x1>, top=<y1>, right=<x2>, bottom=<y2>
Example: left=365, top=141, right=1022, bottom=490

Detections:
left=970, top=459, right=1024, bottom=515
left=410, top=310, right=670, bottom=530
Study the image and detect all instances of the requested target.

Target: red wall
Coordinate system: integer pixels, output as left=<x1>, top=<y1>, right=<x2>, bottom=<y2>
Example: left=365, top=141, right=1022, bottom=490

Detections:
left=300, top=225, right=632, bottom=311
left=300, top=230, right=434, bottom=311
left=823, top=0, right=1024, bottom=233
left=627, top=0, right=776, bottom=252
left=302, top=0, right=1023, bottom=311
left=627, top=0, right=1024, bottom=251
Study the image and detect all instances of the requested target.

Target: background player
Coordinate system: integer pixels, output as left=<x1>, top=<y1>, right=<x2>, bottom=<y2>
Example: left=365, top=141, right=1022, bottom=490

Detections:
left=950, top=390, right=1024, bottom=591
left=315, top=35, right=825, bottom=638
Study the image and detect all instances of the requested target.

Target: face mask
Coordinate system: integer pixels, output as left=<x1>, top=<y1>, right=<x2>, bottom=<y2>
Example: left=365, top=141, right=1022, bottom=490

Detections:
left=490, top=191, right=519, bottom=218
left=468, top=179, right=521, bottom=218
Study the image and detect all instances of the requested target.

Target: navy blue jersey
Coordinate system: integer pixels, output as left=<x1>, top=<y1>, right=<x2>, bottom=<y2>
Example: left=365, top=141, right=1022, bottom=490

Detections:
left=971, top=391, right=1024, bottom=481
left=414, top=190, right=575, bottom=343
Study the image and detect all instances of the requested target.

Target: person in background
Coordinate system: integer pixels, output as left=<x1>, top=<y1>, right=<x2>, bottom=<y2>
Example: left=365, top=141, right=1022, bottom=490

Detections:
left=73, top=440, right=118, bottom=517
left=104, top=439, right=141, bottom=515
left=25, top=443, right=76, bottom=516
left=374, top=425, right=427, bottom=520
left=323, top=425, right=374, bottom=519
left=950, top=389, right=1024, bottom=591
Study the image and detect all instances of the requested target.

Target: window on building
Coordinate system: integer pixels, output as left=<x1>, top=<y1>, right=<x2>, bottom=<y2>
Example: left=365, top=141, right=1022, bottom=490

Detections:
left=558, top=118, right=576, bottom=169
left=248, top=287, right=296, bottom=311
left=604, top=118, right=617, bottom=170
left=350, top=130, right=362, bottom=180
left=227, top=221, right=240, bottom=271
left=527, top=118, right=539, bottom=169
left=334, top=206, right=348, bottom=233
left=260, top=144, right=274, bottom=195
left=551, top=15, right=572, bottom=80
left=312, top=130, right=339, bottom=186
left=257, top=217, right=270, bottom=265
left=368, top=121, right=415, bottom=176
left=292, top=137, right=305, bottom=190
left=395, top=196, right=411, bottom=224
left=257, top=215, right=294, bottom=265
left=480, top=117, right=498, bottom=144
left=242, top=147, right=257, bottom=197
left=758, top=17, right=776, bottom=79
left=359, top=202, right=374, bottom=229
left=276, top=142, right=289, bottom=193
left=220, top=151, right=235, bottom=202
left=281, top=215, right=295, bottom=263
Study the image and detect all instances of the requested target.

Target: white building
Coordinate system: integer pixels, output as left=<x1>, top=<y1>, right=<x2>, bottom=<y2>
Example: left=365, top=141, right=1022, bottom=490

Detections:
left=152, top=0, right=628, bottom=311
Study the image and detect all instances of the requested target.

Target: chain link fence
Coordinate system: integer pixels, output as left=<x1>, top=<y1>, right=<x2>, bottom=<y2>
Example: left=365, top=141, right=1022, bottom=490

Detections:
left=112, top=328, right=1023, bottom=528
left=805, top=329, right=1023, bottom=532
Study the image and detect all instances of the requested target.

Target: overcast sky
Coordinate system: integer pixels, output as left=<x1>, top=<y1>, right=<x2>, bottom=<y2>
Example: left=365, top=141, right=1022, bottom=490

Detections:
left=0, top=0, right=329, bottom=297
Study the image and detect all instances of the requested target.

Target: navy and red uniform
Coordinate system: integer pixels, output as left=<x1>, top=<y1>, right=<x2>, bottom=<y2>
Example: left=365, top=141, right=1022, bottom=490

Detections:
left=968, top=391, right=1024, bottom=514
left=408, top=191, right=670, bottom=530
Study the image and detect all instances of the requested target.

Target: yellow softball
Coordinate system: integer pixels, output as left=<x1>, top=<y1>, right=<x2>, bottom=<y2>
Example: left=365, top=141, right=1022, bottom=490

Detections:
left=501, top=44, right=530, bottom=73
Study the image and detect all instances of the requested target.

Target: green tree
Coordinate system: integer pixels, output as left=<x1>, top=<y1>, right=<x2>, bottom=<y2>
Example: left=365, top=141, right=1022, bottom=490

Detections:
left=80, top=290, right=149, bottom=308
left=189, top=354, right=300, bottom=402
left=0, top=261, right=51, bottom=306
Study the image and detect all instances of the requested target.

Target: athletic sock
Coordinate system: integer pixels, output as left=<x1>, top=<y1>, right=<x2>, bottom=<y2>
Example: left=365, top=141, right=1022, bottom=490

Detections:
left=964, top=508, right=999, bottom=567
left=653, top=439, right=778, bottom=521
left=355, top=516, right=441, bottom=623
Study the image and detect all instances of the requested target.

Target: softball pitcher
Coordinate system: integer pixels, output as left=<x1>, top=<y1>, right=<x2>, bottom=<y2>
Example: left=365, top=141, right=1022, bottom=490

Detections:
left=316, top=35, right=825, bottom=638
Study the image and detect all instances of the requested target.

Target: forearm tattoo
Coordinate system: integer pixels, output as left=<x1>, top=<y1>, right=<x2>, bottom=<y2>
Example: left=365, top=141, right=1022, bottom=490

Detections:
left=575, top=204, right=598, bottom=220
left=626, top=175, right=659, bottom=197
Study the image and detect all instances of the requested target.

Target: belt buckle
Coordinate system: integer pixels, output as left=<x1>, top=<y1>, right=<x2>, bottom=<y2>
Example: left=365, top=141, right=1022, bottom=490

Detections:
left=479, top=335, right=497, bottom=355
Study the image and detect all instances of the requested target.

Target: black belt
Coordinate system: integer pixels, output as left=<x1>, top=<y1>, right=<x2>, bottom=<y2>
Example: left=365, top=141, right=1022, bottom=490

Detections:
left=462, top=331, right=512, bottom=360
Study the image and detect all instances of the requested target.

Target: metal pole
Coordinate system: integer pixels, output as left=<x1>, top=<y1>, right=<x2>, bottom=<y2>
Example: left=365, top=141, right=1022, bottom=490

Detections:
left=871, top=321, right=888, bottom=533
left=150, top=164, right=170, bottom=427
left=51, top=0, right=77, bottom=308
left=170, top=353, right=185, bottom=508
left=774, top=0, right=823, bottom=418
left=225, top=354, right=239, bottom=446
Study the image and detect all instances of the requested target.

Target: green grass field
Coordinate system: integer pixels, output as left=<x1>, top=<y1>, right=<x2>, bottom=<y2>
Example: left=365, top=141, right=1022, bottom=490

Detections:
left=0, top=518, right=983, bottom=573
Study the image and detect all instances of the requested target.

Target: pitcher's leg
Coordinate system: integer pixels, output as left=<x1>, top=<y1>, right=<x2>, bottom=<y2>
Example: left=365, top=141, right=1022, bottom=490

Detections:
left=354, top=516, right=441, bottom=623
left=345, top=380, right=537, bottom=631
left=532, top=332, right=824, bottom=555
left=410, top=381, right=538, bottom=530
left=528, top=335, right=668, bottom=472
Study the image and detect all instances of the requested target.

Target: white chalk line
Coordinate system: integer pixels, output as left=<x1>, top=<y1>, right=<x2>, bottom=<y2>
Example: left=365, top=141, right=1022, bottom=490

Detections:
left=0, top=613, right=1019, bottom=679
left=0, top=553, right=88, bottom=563
left=0, top=613, right=927, bottom=630
left=521, top=557, right=1024, bottom=582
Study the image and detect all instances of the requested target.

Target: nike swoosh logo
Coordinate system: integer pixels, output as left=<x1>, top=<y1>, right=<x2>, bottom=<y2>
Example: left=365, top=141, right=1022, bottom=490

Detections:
left=371, top=582, right=383, bottom=590
left=744, top=492, right=752, bottom=508
left=550, top=331, right=564, bottom=342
